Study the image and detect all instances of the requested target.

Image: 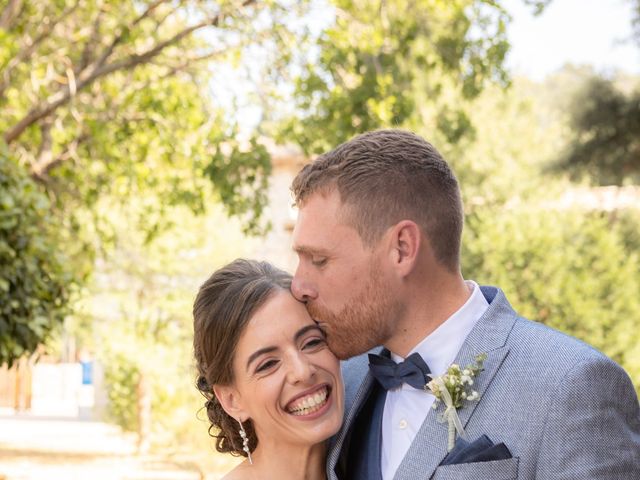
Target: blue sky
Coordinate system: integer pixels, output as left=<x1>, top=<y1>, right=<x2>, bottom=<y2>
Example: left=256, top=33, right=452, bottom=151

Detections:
left=505, top=0, right=639, bottom=79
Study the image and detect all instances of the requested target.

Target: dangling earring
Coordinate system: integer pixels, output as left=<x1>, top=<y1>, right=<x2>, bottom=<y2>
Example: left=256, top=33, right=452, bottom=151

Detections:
left=237, top=418, right=253, bottom=465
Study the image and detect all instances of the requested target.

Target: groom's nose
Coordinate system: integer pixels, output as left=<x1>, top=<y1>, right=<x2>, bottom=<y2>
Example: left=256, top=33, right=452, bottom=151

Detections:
left=292, top=272, right=318, bottom=303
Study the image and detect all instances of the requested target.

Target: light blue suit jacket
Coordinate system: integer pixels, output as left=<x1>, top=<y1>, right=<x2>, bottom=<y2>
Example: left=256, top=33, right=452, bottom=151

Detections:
left=329, top=286, right=640, bottom=479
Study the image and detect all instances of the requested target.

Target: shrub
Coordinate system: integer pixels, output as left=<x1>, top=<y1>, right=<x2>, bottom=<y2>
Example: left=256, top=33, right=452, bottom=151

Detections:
left=0, top=143, right=76, bottom=366
left=463, top=207, right=640, bottom=392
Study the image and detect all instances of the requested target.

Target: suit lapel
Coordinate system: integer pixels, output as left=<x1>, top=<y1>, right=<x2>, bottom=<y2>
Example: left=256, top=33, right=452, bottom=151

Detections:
left=393, top=287, right=518, bottom=480
left=327, top=351, right=379, bottom=479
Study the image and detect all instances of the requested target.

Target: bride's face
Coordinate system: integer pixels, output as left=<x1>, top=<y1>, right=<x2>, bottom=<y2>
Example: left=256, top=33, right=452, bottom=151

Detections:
left=221, top=289, right=344, bottom=449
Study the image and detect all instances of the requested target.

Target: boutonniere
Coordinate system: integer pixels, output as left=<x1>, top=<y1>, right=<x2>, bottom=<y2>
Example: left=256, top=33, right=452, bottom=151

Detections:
left=424, top=353, right=487, bottom=451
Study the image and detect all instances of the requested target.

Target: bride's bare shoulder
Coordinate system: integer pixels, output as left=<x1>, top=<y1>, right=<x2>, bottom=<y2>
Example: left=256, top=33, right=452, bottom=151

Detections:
left=220, top=462, right=251, bottom=480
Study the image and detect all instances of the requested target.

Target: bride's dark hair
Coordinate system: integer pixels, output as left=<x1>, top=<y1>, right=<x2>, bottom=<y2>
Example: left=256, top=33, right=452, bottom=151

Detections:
left=193, top=258, right=292, bottom=457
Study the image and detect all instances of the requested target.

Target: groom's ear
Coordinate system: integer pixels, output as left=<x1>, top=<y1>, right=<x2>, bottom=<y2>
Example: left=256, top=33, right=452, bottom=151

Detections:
left=388, top=220, right=421, bottom=277
left=213, top=384, right=249, bottom=421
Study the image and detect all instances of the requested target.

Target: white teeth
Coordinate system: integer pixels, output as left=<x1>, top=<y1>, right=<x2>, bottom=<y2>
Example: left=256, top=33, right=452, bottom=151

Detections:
left=287, top=387, right=329, bottom=415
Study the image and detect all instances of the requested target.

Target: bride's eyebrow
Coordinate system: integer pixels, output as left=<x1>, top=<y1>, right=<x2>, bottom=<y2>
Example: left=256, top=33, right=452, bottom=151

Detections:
left=246, top=346, right=278, bottom=372
left=294, top=324, right=325, bottom=342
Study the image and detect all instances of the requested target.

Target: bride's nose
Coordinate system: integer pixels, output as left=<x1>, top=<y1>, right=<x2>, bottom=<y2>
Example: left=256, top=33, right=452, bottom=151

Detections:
left=286, top=352, right=317, bottom=384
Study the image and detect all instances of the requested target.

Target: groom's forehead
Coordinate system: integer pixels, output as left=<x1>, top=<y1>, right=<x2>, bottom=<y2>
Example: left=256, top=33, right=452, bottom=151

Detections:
left=293, top=229, right=365, bottom=264
left=293, top=189, right=365, bottom=247
left=292, top=194, right=334, bottom=234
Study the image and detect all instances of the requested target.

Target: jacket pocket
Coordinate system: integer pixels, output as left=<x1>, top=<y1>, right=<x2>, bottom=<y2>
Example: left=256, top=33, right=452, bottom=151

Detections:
left=431, top=457, right=519, bottom=480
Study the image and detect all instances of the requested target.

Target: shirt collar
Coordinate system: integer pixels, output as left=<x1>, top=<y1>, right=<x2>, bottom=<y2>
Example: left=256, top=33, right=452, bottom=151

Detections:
left=390, top=280, right=489, bottom=379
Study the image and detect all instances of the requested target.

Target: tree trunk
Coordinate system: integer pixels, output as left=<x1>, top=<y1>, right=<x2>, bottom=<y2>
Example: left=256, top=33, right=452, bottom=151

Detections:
left=136, top=372, right=151, bottom=454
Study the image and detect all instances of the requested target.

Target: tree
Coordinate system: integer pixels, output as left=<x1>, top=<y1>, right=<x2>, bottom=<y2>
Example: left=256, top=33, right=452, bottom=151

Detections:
left=0, top=0, right=296, bottom=229
left=0, top=142, right=78, bottom=366
left=551, top=76, right=640, bottom=185
left=0, top=0, right=302, bottom=364
left=450, top=74, right=640, bottom=392
left=550, top=0, right=640, bottom=185
left=276, top=0, right=548, bottom=154
left=463, top=208, right=640, bottom=392
left=70, top=199, right=260, bottom=448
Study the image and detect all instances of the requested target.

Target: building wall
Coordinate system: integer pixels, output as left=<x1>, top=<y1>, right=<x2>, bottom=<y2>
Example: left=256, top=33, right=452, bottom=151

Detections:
left=250, top=144, right=308, bottom=272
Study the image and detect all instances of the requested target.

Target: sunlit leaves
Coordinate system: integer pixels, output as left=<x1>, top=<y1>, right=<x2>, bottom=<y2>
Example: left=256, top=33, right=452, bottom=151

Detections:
left=278, top=0, right=511, bottom=154
left=205, top=135, right=273, bottom=235
left=0, top=143, right=78, bottom=366
left=463, top=208, right=640, bottom=391
left=0, top=0, right=305, bottom=361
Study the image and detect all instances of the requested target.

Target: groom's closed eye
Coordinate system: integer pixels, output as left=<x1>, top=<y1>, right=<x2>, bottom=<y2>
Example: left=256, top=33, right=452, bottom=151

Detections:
left=311, top=256, right=328, bottom=267
left=293, top=245, right=330, bottom=265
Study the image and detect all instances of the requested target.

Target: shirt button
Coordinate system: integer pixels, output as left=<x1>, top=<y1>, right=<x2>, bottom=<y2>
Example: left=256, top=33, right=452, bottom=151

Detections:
left=398, top=419, right=408, bottom=429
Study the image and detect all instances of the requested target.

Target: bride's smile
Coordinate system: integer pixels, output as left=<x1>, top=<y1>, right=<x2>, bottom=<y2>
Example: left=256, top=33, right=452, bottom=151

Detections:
left=285, top=384, right=331, bottom=417
left=215, top=288, right=344, bottom=449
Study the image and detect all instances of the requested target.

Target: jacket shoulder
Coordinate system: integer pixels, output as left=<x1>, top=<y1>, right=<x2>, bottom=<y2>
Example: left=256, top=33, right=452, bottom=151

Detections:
left=340, top=349, right=380, bottom=414
left=510, top=315, right=611, bottom=365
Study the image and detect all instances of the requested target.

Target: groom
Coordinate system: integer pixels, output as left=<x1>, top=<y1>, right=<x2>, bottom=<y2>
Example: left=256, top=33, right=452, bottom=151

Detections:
left=290, top=130, right=640, bottom=479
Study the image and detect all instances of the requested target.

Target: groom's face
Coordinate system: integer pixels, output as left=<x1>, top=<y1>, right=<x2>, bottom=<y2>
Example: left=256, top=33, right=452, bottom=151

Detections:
left=292, top=189, right=399, bottom=359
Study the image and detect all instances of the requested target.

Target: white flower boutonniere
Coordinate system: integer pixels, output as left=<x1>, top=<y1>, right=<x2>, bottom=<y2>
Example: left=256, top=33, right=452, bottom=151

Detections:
left=424, top=353, right=487, bottom=451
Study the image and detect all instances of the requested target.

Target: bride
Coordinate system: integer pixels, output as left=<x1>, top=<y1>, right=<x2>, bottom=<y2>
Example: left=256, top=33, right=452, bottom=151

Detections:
left=193, top=259, right=345, bottom=479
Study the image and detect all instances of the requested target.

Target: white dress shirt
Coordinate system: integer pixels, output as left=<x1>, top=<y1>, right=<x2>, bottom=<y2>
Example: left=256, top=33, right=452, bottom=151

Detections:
left=380, top=281, right=489, bottom=480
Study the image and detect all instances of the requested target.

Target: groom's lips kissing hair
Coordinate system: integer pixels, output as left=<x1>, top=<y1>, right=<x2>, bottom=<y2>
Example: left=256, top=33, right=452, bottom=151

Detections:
left=311, top=317, right=328, bottom=332
left=284, top=383, right=332, bottom=415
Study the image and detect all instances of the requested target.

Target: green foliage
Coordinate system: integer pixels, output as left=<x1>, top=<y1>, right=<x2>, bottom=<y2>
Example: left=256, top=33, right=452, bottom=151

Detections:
left=455, top=75, right=640, bottom=392
left=278, top=0, right=512, bottom=154
left=522, top=0, right=552, bottom=15
left=0, top=143, right=77, bottom=366
left=422, top=79, right=569, bottom=207
left=103, top=351, right=141, bottom=432
left=551, top=76, right=640, bottom=185
left=99, top=319, right=193, bottom=437
left=0, top=0, right=284, bottom=236
left=463, top=208, right=640, bottom=391
left=205, top=136, right=273, bottom=235
left=546, top=0, right=640, bottom=187
left=73, top=199, right=259, bottom=445
left=0, top=0, right=301, bottom=358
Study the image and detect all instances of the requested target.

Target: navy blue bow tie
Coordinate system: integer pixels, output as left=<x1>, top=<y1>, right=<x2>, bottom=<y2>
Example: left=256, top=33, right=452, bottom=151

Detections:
left=368, top=352, right=431, bottom=391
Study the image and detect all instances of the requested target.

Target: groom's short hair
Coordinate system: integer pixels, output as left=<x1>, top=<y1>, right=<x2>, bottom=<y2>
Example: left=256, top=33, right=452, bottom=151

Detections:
left=291, top=129, right=463, bottom=271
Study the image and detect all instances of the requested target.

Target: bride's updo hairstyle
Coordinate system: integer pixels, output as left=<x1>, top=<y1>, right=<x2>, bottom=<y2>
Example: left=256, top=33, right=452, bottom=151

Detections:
left=193, top=258, right=292, bottom=457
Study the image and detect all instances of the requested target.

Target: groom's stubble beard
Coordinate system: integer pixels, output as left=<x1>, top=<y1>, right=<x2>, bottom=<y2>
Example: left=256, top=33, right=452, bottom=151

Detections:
left=307, top=261, right=399, bottom=360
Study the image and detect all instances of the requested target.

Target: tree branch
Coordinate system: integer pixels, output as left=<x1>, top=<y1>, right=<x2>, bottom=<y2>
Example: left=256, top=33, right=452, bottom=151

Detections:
left=153, top=1, right=184, bottom=31
left=31, top=131, right=90, bottom=183
left=132, top=0, right=173, bottom=28
left=79, top=9, right=104, bottom=71
left=4, top=0, right=257, bottom=145
left=0, top=2, right=79, bottom=99
left=32, top=116, right=55, bottom=178
left=0, top=0, right=24, bottom=30
left=155, top=47, right=230, bottom=79
left=91, top=0, right=174, bottom=72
